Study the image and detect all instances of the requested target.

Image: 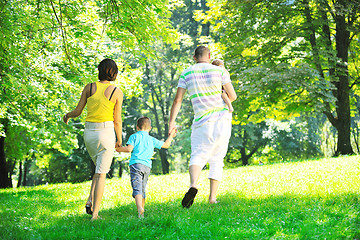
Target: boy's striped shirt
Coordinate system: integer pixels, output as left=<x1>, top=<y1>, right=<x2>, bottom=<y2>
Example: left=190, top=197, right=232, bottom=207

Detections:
left=178, top=63, right=231, bottom=127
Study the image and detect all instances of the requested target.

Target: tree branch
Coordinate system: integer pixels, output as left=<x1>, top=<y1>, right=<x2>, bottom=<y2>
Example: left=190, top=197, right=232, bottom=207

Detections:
left=349, top=50, right=360, bottom=89
left=302, top=0, right=325, bottom=79
left=323, top=102, right=338, bottom=129
left=2, top=94, right=26, bottom=118
left=49, top=0, right=72, bottom=65
left=350, top=77, right=360, bottom=89
left=0, top=0, right=8, bottom=14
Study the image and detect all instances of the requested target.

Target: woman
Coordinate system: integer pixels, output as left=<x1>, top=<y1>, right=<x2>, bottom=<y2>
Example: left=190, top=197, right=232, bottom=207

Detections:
left=63, top=59, right=123, bottom=220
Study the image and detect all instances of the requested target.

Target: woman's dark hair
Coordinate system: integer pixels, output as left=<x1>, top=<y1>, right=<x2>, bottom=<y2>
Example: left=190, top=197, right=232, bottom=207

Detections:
left=98, top=59, right=118, bottom=81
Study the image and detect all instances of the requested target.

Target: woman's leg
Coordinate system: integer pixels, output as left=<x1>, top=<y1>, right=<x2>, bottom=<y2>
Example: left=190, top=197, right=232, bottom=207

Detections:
left=85, top=174, right=97, bottom=214
left=91, top=173, right=106, bottom=220
left=87, top=175, right=96, bottom=205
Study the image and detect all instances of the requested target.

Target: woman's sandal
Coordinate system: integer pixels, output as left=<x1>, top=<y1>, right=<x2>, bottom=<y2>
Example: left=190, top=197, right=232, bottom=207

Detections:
left=85, top=201, right=93, bottom=215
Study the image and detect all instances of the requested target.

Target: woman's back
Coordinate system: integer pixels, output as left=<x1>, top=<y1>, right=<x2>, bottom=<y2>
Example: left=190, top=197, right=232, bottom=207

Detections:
left=86, top=82, right=117, bottom=123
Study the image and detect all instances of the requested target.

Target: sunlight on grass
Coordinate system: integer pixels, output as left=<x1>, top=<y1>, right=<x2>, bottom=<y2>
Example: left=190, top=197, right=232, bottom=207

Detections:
left=1, top=156, right=359, bottom=239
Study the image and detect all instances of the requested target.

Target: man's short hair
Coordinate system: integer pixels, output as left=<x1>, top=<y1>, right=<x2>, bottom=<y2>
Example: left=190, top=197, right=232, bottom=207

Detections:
left=194, top=46, right=210, bottom=59
left=137, top=116, right=151, bottom=130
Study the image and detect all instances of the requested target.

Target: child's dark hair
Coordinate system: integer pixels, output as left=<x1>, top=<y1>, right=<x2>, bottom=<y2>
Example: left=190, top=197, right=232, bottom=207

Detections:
left=137, top=116, right=151, bottom=130
left=98, top=58, right=118, bottom=81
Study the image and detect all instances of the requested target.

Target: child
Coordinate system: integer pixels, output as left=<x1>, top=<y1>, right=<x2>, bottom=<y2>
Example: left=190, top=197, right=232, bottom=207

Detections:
left=212, top=59, right=234, bottom=113
left=116, top=116, right=176, bottom=218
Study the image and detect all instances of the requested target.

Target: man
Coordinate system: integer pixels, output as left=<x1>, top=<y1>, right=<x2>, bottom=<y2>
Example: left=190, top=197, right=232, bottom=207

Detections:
left=169, top=46, right=237, bottom=208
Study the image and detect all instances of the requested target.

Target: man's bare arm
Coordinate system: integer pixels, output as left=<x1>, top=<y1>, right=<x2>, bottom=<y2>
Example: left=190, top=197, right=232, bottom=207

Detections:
left=168, top=87, right=186, bottom=134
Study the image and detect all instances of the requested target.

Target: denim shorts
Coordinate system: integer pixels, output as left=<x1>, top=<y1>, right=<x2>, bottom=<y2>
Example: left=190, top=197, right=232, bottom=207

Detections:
left=130, top=163, right=151, bottom=198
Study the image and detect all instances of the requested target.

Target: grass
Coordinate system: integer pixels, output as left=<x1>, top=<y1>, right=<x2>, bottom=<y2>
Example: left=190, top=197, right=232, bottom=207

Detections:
left=1, top=156, right=360, bottom=239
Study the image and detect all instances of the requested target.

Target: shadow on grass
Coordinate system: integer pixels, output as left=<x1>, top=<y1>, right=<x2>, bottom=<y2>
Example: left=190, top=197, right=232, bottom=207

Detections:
left=1, top=188, right=359, bottom=240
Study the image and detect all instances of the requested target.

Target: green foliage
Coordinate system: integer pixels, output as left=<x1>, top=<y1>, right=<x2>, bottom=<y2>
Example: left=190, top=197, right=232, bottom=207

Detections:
left=196, top=0, right=360, bottom=156
left=238, top=63, right=336, bottom=123
left=0, top=0, right=180, bottom=187
left=198, top=0, right=360, bottom=114
left=226, top=115, right=323, bottom=166
left=0, top=156, right=359, bottom=239
left=261, top=117, right=323, bottom=162
left=119, top=0, right=211, bottom=174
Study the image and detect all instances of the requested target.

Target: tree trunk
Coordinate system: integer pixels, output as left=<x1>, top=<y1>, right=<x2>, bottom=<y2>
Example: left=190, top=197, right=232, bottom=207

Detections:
left=17, top=160, right=23, bottom=187
left=0, top=135, right=12, bottom=188
left=119, top=161, right=123, bottom=178
left=352, top=127, right=359, bottom=154
left=149, top=81, right=170, bottom=174
left=23, top=159, right=30, bottom=186
left=311, top=0, right=354, bottom=155
left=335, top=83, right=353, bottom=155
left=334, top=3, right=354, bottom=155
left=107, top=158, right=114, bottom=179
left=159, top=148, right=169, bottom=174
left=240, top=147, right=249, bottom=166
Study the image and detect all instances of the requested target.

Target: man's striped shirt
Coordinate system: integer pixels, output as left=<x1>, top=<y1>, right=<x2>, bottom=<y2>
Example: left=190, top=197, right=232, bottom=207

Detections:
left=178, top=63, right=231, bottom=127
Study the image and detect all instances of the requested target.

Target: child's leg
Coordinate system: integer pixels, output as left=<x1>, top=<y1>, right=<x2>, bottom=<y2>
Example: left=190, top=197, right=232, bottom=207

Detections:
left=134, top=194, right=144, bottom=217
left=221, top=91, right=234, bottom=113
left=130, top=163, right=150, bottom=218
left=140, top=166, right=150, bottom=218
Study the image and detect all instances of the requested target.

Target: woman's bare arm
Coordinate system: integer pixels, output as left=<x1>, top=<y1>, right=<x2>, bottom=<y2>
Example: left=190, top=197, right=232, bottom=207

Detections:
left=113, top=88, right=124, bottom=147
left=116, top=144, right=133, bottom=153
left=63, top=84, right=90, bottom=124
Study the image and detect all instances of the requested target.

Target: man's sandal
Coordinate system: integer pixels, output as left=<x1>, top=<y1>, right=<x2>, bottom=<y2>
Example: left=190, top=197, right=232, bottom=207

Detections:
left=181, top=187, right=198, bottom=208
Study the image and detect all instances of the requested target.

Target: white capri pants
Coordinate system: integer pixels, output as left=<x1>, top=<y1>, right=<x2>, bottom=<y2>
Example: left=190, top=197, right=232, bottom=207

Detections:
left=84, top=121, right=116, bottom=174
left=190, top=116, right=232, bottom=181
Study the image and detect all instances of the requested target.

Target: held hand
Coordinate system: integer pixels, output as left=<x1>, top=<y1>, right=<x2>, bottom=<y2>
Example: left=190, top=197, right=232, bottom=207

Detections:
left=115, top=140, right=122, bottom=148
left=169, top=122, right=176, bottom=135
left=115, top=145, right=121, bottom=153
left=169, top=127, right=177, bottom=138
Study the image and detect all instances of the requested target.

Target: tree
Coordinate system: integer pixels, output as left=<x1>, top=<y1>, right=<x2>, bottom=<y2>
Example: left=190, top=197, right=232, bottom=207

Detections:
left=0, top=0, right=178, bottom=188
left=141, top=56, right=177, bottom=174
left=127, top=0, right=212, bottom=174
left=199, top=0, right=360, bottom=156
left=226, top=121, right=270, bottom=166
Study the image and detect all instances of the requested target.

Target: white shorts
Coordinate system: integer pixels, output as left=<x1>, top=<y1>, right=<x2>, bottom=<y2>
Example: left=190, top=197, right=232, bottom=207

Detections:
left=84, top=121, right=116, bottom=174
left=190, top=117, right=232, bottom=181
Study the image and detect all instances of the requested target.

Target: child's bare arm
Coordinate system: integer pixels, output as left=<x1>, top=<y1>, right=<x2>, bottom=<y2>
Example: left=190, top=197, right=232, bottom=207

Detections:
left=116, top=144, right=134, bottom=153
left=223, top=82, right=237, bottom=102
left=222, top=90, right=234, bottom=113
left=222, top=90, right=231, bottom=99
left=162, top=128, right=177, bottom=149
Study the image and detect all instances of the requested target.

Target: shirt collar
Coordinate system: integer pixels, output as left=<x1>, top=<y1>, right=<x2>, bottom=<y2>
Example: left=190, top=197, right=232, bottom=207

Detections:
left=138, top=130, right=149, bottom=135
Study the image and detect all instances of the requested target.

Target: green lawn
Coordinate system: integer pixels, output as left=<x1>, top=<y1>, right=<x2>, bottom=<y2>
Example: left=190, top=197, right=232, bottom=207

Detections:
left=1, top=156, right=360, bottom=239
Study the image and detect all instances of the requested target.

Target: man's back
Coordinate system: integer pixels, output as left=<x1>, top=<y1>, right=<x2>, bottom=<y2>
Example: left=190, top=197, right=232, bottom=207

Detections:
left=178, top=63, right=231, bottom=126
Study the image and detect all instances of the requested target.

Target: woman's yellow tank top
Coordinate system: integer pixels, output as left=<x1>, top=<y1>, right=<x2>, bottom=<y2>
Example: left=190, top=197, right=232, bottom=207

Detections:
left=86, top=82, right=115, bottom=122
